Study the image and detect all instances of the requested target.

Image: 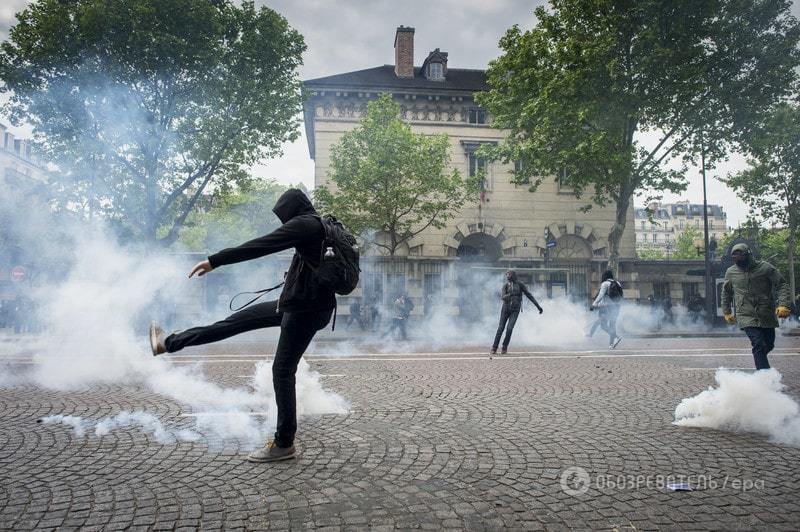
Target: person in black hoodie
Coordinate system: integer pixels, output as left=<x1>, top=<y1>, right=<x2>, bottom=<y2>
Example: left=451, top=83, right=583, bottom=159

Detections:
left=148, top=189, right=335, bottom=463
left=491, top=270, right=543, bottom=355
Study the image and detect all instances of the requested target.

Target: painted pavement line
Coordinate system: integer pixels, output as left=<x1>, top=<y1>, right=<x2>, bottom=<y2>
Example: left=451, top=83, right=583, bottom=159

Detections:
left=179, top=411, right=271, bottom=417
left=161, top=346, right=795, bottom=358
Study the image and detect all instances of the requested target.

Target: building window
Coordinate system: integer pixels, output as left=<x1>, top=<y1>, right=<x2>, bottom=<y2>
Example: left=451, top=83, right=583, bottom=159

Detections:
left=513, top=159, right=530, bottom=184
left=469, top=152, right=486, bottom=178
left=468, top=108, right=486, bottom=124
left=557, top=167, right=574, bottom=192
left=640, top=221, right=645, bottom=230
left=652, top=233, right=657, bottom=243
left=428, top=62, right=444, bottom=80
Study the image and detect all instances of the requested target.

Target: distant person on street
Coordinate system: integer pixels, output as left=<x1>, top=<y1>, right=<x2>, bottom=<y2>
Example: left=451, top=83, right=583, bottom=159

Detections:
left=491, top=270, right=543, bottom=355
left=722, top=243, right=791, bottom=370
left=385, top=293, right=414, bottom=340
left=589, top=270, right=623, bottom=349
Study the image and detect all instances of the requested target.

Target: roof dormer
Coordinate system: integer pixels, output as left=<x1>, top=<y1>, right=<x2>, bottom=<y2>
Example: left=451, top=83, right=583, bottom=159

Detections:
left=421, top=48, right=448, bottom=81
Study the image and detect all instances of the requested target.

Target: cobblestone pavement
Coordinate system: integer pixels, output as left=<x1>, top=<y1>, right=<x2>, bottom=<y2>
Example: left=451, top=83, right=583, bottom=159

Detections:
left=2, top=336, right=800, bottom=530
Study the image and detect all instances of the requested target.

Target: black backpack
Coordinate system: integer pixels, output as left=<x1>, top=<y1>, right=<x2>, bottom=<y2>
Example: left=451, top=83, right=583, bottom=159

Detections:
left=313, top=214, right=360, bottom=295
left=607, top=280, right=623, bottom=301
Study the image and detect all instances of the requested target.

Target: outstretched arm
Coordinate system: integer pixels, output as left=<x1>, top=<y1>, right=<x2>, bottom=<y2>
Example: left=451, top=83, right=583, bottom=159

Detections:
left=522, top=284, right=543, bottom=313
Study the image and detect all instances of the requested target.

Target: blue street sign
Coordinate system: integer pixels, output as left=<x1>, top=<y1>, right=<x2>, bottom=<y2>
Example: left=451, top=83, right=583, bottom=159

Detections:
left=546, top=241, right=557, bottom=248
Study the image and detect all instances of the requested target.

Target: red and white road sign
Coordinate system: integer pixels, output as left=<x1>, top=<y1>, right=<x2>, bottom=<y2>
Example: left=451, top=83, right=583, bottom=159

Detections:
left=10, top=266, right=26, bottom=282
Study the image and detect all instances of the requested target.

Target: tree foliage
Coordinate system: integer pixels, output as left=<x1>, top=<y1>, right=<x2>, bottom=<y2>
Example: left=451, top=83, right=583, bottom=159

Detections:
left=673, top=226, right=703, bottom=259
left=477, top=0, right=800, bottom=269
left=315, top=94, right=477, bottom=257
left=0, top=0, right=306, bottom=244
left=637, top=247, right=664, bottom=260
left=722, top=102, right=800, bottom=296
left=176, top=179, right=288, bottom=252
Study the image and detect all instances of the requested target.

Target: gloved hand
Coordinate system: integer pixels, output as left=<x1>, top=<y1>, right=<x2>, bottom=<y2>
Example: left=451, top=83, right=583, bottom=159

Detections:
left=776, top=306, right=791, bottom=318
left=589, top=306, right=595, bottom=312
left=538, top=307, right=543, bottom=314
left=724, top=313, right=736, bottom=324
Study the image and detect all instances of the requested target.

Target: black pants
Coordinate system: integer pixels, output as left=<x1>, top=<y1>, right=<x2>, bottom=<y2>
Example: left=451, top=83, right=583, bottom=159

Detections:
left=743, top=326, right=776, bottom=370
left=493, top=305, right=520, bottom=350
left=164, top=300, right=332, bottom=447
left=385, top=317, right=408, bottom=340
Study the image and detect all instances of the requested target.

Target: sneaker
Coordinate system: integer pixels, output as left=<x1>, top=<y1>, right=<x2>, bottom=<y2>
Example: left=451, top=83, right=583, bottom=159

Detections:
left=500, top=347, right=508, bottom=355
left=490, top=347, right=497, bottom=355
left=611, top=336, right=622, bottom=349
left=246, top=440, right=296, bottom=463
left=149, top=321, right=167, bottom=356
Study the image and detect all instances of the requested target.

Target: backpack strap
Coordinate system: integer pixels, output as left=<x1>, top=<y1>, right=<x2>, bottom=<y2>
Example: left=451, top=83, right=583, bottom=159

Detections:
left=229, top=282, right=285, bottom=312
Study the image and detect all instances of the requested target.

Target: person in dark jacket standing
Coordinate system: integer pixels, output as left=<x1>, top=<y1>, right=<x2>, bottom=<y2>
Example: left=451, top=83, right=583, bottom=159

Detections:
left=721, top=243, right=791, bottom=370
left=148, top=189, right=335, bottom=463
left=491, top=270, right=543, bottom=355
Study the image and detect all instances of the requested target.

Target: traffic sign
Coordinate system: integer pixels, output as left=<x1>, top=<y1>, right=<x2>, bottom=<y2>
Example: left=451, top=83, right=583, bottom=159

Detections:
left=10, top=266, right=26, bottom=282
left=546, top=241, right=557, bottom=248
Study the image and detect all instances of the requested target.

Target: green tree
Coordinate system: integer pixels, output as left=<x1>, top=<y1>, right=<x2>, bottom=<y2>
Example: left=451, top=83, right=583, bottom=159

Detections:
left=637, top=247, right=665, bottom=260
left=722, top=102, right=800, bottom=298
left=673, top=226, right=703, bottom=259
left=315, top=94, right=476, bottom=257
left=0, top=0, right=305, bottom=244
left=477, top=0, right=800, bottom=270
left=176, top=178, right=287, bottom=252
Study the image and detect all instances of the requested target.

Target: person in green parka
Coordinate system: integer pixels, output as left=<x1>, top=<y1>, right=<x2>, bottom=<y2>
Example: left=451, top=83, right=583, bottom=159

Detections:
left=721, top=243, right=792, bottom=370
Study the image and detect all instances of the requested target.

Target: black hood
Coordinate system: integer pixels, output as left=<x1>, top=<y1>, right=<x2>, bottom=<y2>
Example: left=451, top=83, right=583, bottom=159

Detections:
left=602, top=270, right=614, bottom=282
left=272, top=189, right=316, bottom=223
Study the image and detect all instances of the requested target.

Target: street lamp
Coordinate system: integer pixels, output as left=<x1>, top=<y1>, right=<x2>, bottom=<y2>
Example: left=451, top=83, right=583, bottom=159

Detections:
left=700, top=132, right=714, bottom=325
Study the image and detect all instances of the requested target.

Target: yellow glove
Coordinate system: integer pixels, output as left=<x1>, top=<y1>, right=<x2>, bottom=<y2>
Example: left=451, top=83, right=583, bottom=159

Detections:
left=724, top=313, right=736, bottom=324
left=776, top=306, right=791, bottom=318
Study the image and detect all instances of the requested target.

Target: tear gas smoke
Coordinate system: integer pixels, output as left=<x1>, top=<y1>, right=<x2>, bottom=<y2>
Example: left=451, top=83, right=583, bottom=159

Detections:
left=327, top=266, right=713, bottom=354
left=674, top=369, right=800, bottom=447
left=38, top=414, right=88, bottom=437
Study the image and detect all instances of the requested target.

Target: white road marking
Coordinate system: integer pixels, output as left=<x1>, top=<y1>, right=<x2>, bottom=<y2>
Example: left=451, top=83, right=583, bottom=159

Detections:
left=179, top=412, right=271, bottom=417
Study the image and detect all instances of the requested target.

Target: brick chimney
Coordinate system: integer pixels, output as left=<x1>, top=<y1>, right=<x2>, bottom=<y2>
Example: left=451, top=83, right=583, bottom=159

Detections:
left=394, top=26, right=415, bottom=78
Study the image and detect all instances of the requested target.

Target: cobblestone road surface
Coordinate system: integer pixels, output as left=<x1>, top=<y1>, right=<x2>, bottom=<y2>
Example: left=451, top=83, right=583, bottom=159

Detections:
left=2, top=336, right=800, bottom=530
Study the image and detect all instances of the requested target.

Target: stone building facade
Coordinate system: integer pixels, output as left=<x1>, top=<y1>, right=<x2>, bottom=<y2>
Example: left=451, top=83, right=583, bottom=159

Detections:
left=302, top=27, right=712, bottom=317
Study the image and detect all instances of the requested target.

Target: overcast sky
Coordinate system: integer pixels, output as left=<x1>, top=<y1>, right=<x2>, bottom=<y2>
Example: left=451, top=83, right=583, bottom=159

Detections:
left=3, top=0, right=799, bottom=227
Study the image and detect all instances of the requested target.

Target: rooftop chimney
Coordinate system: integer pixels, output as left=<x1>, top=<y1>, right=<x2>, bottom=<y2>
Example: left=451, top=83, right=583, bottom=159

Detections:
left=394, top=26, right=415, bottom=78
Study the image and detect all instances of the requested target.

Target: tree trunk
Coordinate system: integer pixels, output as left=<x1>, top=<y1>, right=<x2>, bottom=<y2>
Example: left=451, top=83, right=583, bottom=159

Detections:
left=607, top=193, right=631, bottom=274
left=788, top=228, right=797, bottom=302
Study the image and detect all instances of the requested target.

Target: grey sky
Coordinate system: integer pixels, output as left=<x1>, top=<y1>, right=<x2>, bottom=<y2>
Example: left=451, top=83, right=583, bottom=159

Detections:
left=2, top=0, right=799, bottom=226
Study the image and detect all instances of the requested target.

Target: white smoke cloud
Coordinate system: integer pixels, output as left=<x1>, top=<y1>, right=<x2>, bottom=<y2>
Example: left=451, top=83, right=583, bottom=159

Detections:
left=674, top=369, right=800, bottom=447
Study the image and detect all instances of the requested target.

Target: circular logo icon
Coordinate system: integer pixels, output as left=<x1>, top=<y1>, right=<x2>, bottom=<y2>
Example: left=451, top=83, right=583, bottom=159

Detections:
left=560, top=466, right=590, bottom=496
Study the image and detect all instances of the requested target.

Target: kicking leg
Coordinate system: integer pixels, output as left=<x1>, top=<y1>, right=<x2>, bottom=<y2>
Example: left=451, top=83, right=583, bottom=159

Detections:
left=164, top=300, right=282, bottom=353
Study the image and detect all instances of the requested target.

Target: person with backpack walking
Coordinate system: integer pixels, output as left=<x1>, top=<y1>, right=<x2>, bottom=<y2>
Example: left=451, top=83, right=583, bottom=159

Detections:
left=589, top=270, right=623, bottom=349
left=148, top=188, right=358, bottom=463
left=721, top=243, right=791, bottom=370
left=491, top=270, right=543, bottom=355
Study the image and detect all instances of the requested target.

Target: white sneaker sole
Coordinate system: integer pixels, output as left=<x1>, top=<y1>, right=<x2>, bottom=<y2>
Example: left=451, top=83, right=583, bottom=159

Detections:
left=246, top=452, right=297, bottom=463
left=149, top=321, right=161, bottom=357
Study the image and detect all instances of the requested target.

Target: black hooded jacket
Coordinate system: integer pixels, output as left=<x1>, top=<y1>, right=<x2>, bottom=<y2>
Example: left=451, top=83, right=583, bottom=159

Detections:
left=501, top=271, right=540, bottom=311
left=207, top=189, right=336, bottom=313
